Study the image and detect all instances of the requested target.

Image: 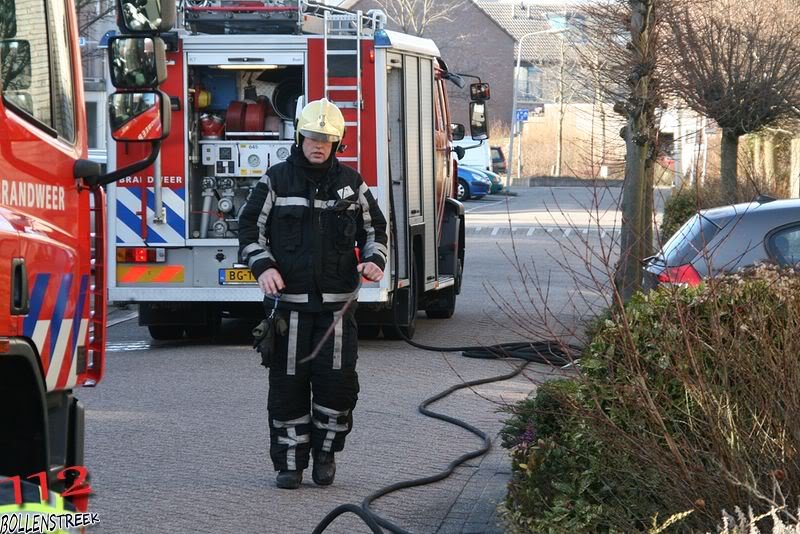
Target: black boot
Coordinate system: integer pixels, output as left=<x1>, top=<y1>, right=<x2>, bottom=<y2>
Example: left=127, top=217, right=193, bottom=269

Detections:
left=312, top=451, right=336, bottom=486
left=276, top=470, right=303, bottom=489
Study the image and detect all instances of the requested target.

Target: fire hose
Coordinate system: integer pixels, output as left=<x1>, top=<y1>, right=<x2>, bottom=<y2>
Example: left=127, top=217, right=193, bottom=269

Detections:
left=299, top=182, right=581, bottom=533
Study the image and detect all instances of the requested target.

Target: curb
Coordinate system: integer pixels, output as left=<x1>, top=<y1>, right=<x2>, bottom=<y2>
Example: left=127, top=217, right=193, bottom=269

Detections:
left=527, top=177, right=624, bottom=187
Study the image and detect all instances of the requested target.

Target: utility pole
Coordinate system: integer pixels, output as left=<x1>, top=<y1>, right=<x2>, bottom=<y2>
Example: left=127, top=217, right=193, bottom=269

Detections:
left=507, top=28, right=566, bottom=192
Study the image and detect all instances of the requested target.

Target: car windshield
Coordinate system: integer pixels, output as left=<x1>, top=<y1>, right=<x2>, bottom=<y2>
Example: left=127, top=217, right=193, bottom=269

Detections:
left=661, top=214, right=721, bottom=266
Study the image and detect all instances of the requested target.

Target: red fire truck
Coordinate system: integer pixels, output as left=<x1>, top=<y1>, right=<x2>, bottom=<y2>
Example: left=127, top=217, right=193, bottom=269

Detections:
left=0, top=0, right=172, bottom=509
left=107, top=0, right=490, bottom=340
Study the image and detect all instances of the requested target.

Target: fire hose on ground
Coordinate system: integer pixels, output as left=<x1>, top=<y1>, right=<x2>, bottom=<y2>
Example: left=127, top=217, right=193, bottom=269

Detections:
left=307, top=182, right=582, bottom=533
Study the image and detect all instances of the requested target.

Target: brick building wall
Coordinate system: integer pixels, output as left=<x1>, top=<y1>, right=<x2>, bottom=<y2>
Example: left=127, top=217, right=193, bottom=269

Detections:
left=346, top=0, right=516, bottom=130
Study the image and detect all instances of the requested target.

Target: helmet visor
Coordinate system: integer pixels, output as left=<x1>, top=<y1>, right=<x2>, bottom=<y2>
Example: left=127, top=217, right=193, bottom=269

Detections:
left=300, top=129, right=340, bottom=143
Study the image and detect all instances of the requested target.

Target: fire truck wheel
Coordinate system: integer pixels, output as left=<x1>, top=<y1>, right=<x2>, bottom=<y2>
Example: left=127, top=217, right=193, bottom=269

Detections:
left=425, top=288, right=456, bottom=319
left=425, top=258, right=461, bottom=319
left=385, top=256, right=418, bottom=340
left=456, top=179, right=470, bottom=201
left=185, top=311, right=221, bottom=340
left=357, top=324, right=381, bottom=339
left=147, top=325, right=185, bottom=340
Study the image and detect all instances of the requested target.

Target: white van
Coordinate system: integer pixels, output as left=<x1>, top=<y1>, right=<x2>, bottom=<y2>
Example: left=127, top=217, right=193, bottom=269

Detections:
left=454, top=137, right=492, bottom=173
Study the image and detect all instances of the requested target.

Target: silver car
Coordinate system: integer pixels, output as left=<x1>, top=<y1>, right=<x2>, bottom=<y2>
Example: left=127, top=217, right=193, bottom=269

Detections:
left=643, top=197, right=800, bottom=287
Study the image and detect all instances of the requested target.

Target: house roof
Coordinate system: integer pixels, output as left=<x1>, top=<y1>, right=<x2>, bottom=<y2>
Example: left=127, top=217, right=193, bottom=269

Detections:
left=473, top=1, right=585, bottom=65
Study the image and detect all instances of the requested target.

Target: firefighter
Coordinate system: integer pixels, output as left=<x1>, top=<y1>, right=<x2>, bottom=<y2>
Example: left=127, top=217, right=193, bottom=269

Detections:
left=239, top=98, right=388, bottom=489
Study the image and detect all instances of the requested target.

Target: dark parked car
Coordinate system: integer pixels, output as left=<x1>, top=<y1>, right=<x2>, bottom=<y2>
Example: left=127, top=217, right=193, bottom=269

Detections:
left=457, top=165, right=490, bottom=201
left=491, top=145, right=506, bottom=175
left=643, top=197, right=800, bottom=288
left=480, top=168, right=504, bottom=194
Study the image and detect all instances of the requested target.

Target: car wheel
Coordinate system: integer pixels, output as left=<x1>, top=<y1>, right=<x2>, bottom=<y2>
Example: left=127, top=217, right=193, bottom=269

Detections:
left=457, top=179, right=470, bottom=201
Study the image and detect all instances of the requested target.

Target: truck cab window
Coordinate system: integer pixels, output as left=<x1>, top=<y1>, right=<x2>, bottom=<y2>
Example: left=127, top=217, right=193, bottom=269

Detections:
left=1, top=0, right=75, bottom=142
left=46, top=0, right=76, bottom=142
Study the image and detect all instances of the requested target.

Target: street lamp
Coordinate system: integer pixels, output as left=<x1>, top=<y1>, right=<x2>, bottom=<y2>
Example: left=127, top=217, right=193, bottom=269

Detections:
left=507, top=28, right=566, bottom=192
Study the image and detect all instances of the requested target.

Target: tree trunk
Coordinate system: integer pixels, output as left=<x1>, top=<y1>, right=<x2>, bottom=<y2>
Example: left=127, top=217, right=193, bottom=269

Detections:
left=614, top=0, right=655, bottom=303
left=753, top=135, right=763, bottom=179
left=791, top=137, right=800, bottom=198
left=642, top=156, right=655, bottom=257
left=616, top=127, right=648, bottom=302
left=720, top=128, right=739, bottom=203
left=764, top=132, right=776, bottom=189
left=555, top=39, right=566, bottom=177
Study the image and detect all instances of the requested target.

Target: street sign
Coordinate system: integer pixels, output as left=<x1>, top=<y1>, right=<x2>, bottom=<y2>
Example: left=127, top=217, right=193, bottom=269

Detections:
left=515, top=108, right=529, bottom=122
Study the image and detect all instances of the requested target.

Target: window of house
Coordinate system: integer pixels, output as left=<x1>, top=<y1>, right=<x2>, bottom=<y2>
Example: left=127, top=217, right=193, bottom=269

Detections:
left=768, top=225, right=800, bottom=266
left=1, top=0, right=75, bottom=142
left=546, top=14, right=569, bottom=31
left=546, top=12, right=588, bottom=43
left=515, top=66, right=543, bottom=100
left=525, top=67, right=542, bottom=99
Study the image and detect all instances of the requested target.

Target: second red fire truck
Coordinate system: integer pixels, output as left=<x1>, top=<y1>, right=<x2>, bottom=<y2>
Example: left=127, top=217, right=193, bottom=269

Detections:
left=107, top=0, right=490, bottom=340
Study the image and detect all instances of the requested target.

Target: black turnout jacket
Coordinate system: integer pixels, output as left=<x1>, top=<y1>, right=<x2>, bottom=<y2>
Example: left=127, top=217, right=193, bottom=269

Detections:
left=238, top=148, right=388, bottom=312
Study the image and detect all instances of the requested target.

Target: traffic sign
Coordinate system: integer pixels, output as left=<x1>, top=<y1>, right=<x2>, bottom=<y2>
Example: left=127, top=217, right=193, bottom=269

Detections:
left=515, top=108, right=529, bottom=122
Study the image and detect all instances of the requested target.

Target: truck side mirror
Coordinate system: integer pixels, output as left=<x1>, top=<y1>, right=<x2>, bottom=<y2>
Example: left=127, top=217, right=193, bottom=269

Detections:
left=453, top=145, right=465, bottom=160
left=469, top=101, right=489, bottom=141
left=109, top=36, right=167, bottom=89
left=450, top=123, right=465, bottom=141
left=470, top=82, right=490, bottom=101
left=109, top=90, right=171, bottom=142
left=117, top=0, right=176, bottom=33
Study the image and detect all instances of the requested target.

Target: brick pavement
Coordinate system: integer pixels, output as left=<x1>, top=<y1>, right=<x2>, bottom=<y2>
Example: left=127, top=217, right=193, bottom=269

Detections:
left=81, top=323, right=553, bottom=533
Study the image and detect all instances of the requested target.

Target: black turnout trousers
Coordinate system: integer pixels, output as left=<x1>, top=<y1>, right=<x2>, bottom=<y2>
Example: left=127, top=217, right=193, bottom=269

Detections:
left=267, top=307, right=359, bottom=472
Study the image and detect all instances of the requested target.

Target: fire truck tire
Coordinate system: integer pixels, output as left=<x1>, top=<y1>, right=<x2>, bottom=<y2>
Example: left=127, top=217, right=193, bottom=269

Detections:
left=425, top=289, right=456, bottom=319
left=357, top=324, right=381, bottom=339
left=148, top=325, right=185, bottom=340
left=425, top=259, right=464, bottom=319
left=385, top=256, right=418, bottom=340
left=184, top=325, right=207, bottom=339
left=184, top=309, right=222, bottom=340
left=425, top=258, right=461, bottom=319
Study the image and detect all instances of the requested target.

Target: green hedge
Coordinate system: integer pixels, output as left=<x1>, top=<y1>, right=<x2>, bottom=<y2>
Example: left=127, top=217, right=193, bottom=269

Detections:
left=502, top=266, right=800, bottom=533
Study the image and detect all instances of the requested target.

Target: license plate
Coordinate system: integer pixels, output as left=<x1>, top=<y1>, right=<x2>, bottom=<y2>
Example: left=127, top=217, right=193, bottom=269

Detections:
left=219, top=268, right=256, bottom=285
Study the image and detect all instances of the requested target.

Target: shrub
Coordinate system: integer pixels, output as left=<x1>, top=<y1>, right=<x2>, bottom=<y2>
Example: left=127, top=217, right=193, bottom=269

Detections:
left=502, top=265, right=800, bottom=533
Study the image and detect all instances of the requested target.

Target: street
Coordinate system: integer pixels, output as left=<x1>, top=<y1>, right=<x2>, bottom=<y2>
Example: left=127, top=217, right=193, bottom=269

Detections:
left=81, top=186, right=644, bottom=533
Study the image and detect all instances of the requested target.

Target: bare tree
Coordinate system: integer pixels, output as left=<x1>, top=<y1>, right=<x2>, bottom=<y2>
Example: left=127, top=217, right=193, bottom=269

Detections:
left=554, top=37, right=578, bottom=177
left=665, top=0, right=800, bottom=203
left=581, top=0, right=665, bottom=302
left=372, top=0, right=465, bottom=37
left=75, top=0, right=116, bottom=76
left=76, top=0, right=116, bottom=37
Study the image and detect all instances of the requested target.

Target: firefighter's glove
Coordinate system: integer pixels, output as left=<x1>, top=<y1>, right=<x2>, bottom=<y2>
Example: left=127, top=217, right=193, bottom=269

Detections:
left=252, top=313, right=289, bottom=368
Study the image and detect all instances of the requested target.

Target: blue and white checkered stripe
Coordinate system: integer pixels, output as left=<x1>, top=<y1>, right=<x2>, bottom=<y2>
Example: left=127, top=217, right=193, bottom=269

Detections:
left=115, top=186, right=186, bottom=244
